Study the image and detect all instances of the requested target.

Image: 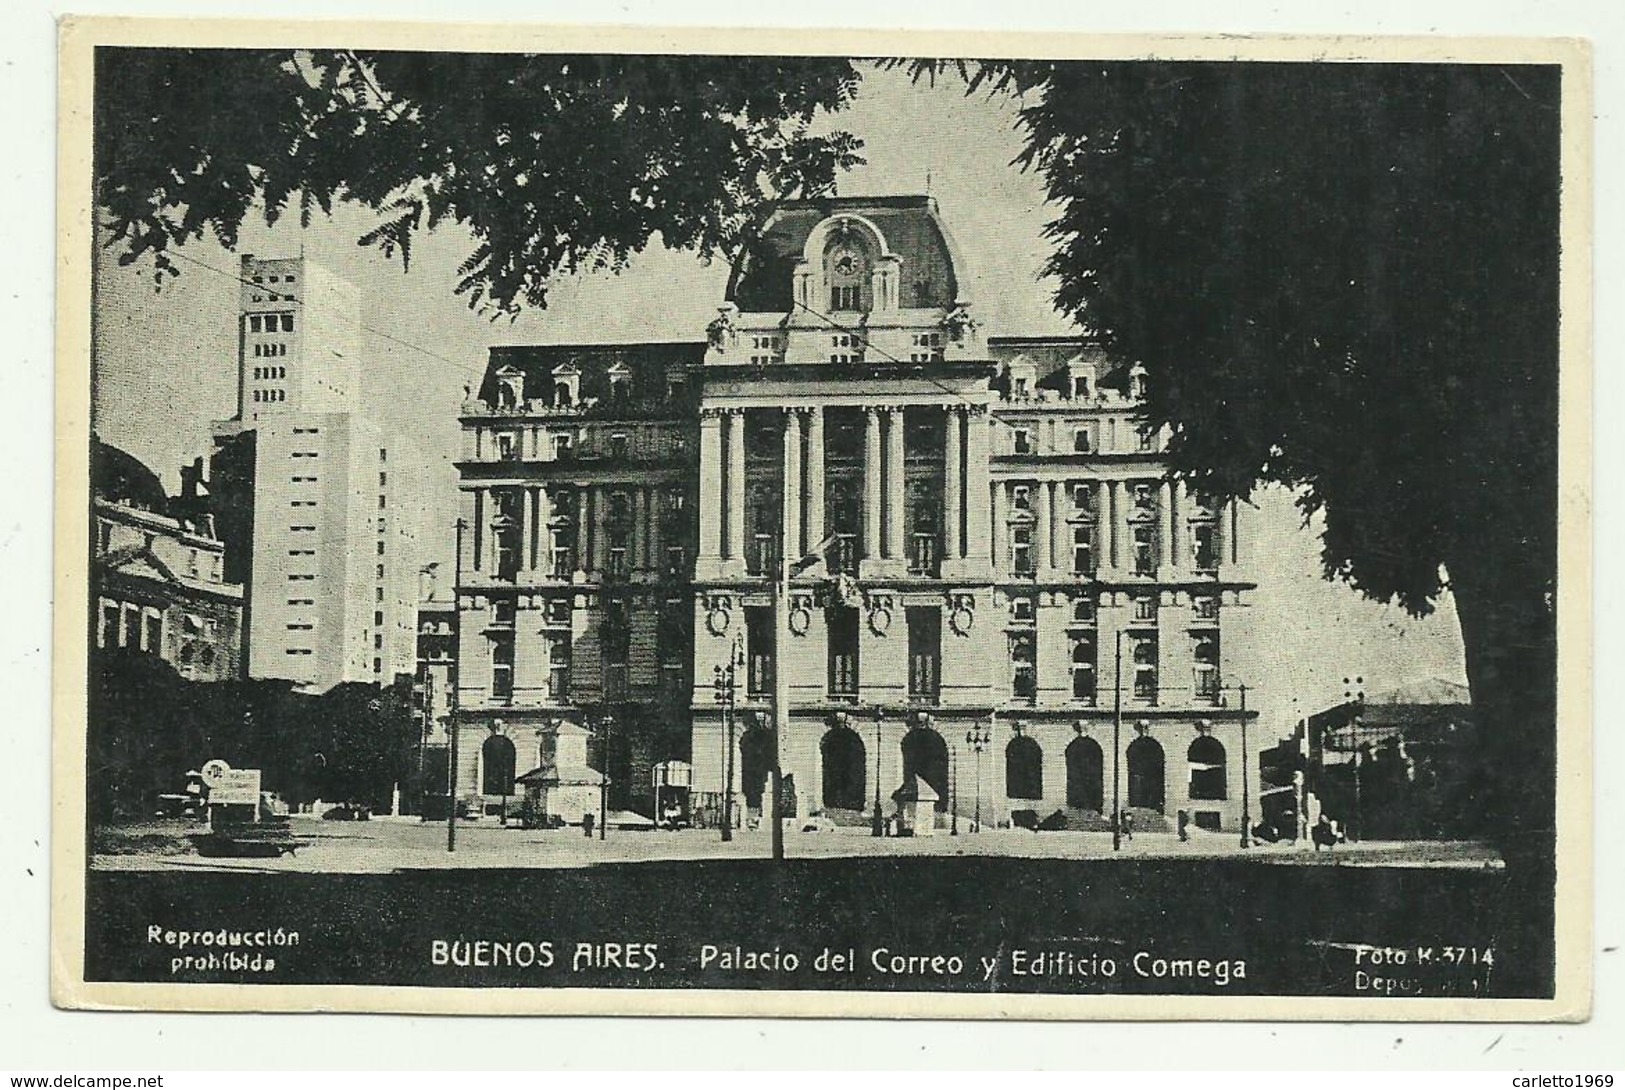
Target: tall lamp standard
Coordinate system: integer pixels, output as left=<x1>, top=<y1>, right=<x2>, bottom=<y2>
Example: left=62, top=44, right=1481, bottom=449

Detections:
left=1344, top=677, right=1365, bottom=842
left=446, top=518, right=466, bottom=854
left=1112, top=628, right=1124, bottom=853
left=870, top=706, right=886, bottom=837
left=595, top=712, right=614, bottom=841
left=712, top=636, right=743, bottom=842
left=1222, top=682, right=1253, bottom=848
left=949, top=741, right=960, bottom=836
left=964, top=723, right=991, bottom=833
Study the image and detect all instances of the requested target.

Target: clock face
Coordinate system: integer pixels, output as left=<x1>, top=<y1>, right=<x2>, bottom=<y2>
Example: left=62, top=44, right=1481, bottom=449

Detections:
left=833, top=251, right=860, bottom=277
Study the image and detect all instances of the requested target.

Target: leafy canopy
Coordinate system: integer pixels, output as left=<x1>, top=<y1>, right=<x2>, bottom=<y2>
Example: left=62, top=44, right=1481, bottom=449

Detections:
left=905, top=60, right=1560, bottom=617
left=95, top=48, right=865, bottom=315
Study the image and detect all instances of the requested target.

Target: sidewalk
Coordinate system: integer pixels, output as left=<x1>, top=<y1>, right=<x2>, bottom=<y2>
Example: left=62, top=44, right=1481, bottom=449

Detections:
left=90, top=816, right=1504, bottom=874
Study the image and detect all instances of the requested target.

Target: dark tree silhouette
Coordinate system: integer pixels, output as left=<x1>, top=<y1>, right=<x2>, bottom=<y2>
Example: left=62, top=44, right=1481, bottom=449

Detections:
left=94, top=49, right=864, bottom=315
left=906, top=60, right=1560, bottom=860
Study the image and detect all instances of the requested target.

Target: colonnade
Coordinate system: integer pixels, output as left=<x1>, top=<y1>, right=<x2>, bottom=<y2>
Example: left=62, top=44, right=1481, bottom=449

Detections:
left=699, top=404, right=992, bottom=575
left=464, top=482, right=669, bottom=580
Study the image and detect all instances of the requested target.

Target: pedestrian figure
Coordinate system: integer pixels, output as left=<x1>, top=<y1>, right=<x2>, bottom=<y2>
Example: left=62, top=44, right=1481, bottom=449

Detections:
left=1120, top=808, right=1134, bottom=841
left=1312, top=813, right=1341, bottom=851
left=1177, top=810, right=1190, bottom=842
left=582, top=812, right=595, bottom=839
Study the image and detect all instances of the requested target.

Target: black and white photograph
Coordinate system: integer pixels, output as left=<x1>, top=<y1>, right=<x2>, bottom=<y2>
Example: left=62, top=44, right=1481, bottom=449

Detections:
left=51, top=19, right=1590, bottom=1018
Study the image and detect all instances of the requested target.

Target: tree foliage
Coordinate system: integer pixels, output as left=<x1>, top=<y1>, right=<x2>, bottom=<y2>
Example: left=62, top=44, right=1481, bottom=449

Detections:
left=906, top=59, right=1559, bottom=623
left=89, top=648, right=420, bottom=819
left=95, top=49, right=864, bottom=315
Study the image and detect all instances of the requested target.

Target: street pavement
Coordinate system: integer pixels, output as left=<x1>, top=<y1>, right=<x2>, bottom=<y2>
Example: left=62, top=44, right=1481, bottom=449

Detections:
left=91, top=815, right=1505, bottom=874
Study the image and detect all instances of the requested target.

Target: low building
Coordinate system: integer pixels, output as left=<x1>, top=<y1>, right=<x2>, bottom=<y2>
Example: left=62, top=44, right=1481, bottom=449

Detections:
left=1300, top=679, right=1480, bottom=840
left=92, top=439, right=243, bottom=681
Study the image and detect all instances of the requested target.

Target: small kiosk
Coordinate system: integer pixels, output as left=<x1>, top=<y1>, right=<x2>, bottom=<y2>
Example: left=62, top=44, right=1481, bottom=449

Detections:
left=891, top=774, right=940, bottom=837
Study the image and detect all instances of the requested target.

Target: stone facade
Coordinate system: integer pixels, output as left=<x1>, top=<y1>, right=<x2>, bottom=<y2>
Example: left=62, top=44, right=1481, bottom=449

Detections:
left=452, top=196, right=1259, bottom=831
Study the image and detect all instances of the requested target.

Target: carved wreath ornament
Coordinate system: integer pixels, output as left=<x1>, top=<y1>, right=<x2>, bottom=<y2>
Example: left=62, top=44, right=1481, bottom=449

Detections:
left=704, top=594, right=733, bottom=637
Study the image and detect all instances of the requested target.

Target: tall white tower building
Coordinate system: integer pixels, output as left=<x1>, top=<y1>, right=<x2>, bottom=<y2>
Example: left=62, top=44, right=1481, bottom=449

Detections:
left=212, top=255, right=422, bottom=691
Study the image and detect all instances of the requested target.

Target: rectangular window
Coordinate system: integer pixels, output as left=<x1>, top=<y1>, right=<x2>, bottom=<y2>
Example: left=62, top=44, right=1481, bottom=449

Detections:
left=281, top=313, right=295, bottom=333
left=745, top=606, right=773, bottom=697
left=831, top=285, right=860, bottom=310
left=602, top=598, right=631, bottom=669
left=1192, top=594, right=1220, bottom=621
left=1193, top=523, right=1219, bottom=572
left=1193, top=633, right=1221, bottom=702
left=374, top=610, right=384, bottom=626
left=1071, top=633, right=1097, bottom=703
left=907, top=607, right=940, bottom=701
left=377, top=541, right=386, bottom=556
left=545, top=598, right=571, bottom=625
left=827, top=606, right=859, bottom=697
left=548, top=635, right=572, bottom=700
left=1132, top=633, right=1159, bottom=703
left=1013, top=429, right=1033, bottom=455
left=1132, top=524, right=1158, bottom=576
left=1011, top=524, right=1034, bottom=576
left=490, top=633, right=515, bottom=701
left=1132, top=594, right=1158, bottom=623
left=1073, top=426, right=1093, bottom=453
left=608, top=434, right=629, bottom=460
left=1071, top=524, right=1095, bottom=575
left=1010, top=632, right=1037, bottom=701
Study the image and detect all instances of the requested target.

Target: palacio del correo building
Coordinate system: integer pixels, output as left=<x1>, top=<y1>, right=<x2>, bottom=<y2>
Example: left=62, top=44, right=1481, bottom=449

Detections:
left=452, top=195, right=1259, bottom=834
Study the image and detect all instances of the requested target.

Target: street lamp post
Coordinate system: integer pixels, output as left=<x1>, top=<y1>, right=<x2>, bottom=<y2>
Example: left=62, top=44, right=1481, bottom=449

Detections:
left=597, top=712, right=614, bottom=841
left=1345, top=677, right=1365, bottom=842
left=950, top=742, right=959, bottom=836
left=712, top=637, right=742, bottom=842
left=964, top=723, right=991, bottom=833
left=1112, top=629, right=1124, bottom=853
left=1224, top=682, right=1252, bottom=849
left=871, top=707, right=885, bottom=837
left=447, top=518, right=466, bottom=854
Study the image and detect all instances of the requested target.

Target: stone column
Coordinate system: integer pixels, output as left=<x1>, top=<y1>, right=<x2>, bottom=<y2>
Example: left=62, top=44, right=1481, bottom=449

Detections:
left=699, top=410, right=724, bottom=562
left=575, top=488, right=590, bottom=575
left=991, top=480, right=1007, bottom=572
left=1107, top=480, right=1122, bottom=571
left=594, top=486, right=612, bottom=575
left=645, top=485, right=662, bottom=573
left=1035, top=480, right=1052, bottom=574
left=1049, top=480, right=1064, bottom=570
left=864, top=407, right=883, bottom=561
left=964, top=407, right=991, bottom=566
left=727, top=409, right=747, bottom=563
left=1158, top=480, right=1174, bottom=572
left=943, top=408, right=962, bottom=561
left=1171, top=480, right=1189, bottom=575
left=631, top=487, right=647, bottom=571
left=804, top=406, right=825, bottom=555
left=886, top=407, right=906, bottom=560
left=536, top=486, right=552, bottom=573
left=520, top=488, right=535, bottom=575
left=1095, top=480, right=1110, bottom=573
left=783, top=409, right=803, bottom=564
left=1229, top=499, right=1240, bottom=566
left=472, top=488, right=487, bottom=576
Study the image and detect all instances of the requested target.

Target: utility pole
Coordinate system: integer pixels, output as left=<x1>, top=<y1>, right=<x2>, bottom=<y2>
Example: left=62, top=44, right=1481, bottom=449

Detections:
left=871, top=707, right=886, bottom=837
left=446, top=518, right=466, bottom=853
left=770, top=523, right=788, bottom=864
left=1238, top=682, right=1252, bottom=849
left=598, top=713, right=613, bottom=841
left=1113, top=628, right=1124, bottom=853
left=713, top=636, right=741, bottom=842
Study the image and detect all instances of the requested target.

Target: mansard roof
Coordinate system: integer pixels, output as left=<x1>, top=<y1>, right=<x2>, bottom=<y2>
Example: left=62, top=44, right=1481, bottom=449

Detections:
left=480, top=342, right=706, bottom=404
left=727, top=195, right=963, bottom=312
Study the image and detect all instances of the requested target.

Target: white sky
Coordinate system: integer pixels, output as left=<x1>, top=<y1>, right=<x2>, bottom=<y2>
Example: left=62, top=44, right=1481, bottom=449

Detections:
left=89, top=61, right=1468, bottom=737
